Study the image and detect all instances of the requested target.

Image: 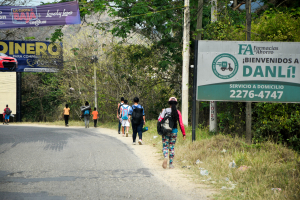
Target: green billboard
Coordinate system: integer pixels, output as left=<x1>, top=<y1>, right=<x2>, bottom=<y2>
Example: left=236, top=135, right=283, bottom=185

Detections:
left=197, top=41, right=300, bottom=103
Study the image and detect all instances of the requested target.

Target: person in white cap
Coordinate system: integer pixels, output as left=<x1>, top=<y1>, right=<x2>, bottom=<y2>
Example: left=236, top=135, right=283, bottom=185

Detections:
left=158, top=97, right=186, bottom=169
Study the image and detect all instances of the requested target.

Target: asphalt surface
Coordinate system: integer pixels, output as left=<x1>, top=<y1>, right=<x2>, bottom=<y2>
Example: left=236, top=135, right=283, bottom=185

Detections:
left=0, top=125, right=187, bottom=200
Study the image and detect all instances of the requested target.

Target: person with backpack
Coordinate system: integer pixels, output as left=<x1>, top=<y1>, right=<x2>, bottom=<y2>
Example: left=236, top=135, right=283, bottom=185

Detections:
left=3, top=105, right=11, bottom=125
left=128, top=97, right=145, bottom=145
left=92, top=107, right=99, bottom=128
left=81, top=101, right=92, bottom=128
left=117, top=97, right=125, bottom=134
left=158, top=97, right=186, bottom=169
left=63, top=104, right=70, bottom=127
left=119, top=100, right=131, bottom=137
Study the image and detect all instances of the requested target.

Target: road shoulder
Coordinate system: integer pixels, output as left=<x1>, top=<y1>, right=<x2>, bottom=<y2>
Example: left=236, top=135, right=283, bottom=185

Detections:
left=98, top=127, right=216, bottom=200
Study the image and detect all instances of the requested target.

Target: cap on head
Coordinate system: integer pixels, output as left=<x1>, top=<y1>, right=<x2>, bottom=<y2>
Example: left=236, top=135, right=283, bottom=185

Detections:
left=168, top=97, right=177, bottom=105
left=168, top=97, right=177, bottom=102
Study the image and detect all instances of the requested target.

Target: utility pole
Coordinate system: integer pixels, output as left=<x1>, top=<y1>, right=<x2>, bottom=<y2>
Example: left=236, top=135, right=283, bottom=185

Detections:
left=246, top=0, right=252, bottom=144
left=94, top=62, right=97, bottom=109
left=196, top=0, right=203, bottom=40
left=16, top=72, right=21, bottom=122
left=234, top=0, right=237, bottom=7
left=210, top=0, right=217, bottom=132
left=91, top=54, right=98, bottom=110
left=195, top=0, right=203, bottom=128
left=182, top=0, right=190, bottom=126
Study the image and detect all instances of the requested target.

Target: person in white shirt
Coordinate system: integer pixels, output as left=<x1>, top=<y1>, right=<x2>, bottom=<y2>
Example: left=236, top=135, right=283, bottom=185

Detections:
left=119, top=100, right=131, bottom=137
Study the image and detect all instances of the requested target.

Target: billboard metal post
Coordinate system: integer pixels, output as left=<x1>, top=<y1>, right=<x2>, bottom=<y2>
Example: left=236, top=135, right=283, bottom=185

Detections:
left=16, top=72, right=21, bottom=122
left=246, top=0, right=252, bottom=144
left=192, top=40, right=198, bottom=142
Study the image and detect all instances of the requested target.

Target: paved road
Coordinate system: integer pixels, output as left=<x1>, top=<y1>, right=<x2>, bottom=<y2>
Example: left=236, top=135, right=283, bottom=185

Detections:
left=0, top=125, right=187, bottom=200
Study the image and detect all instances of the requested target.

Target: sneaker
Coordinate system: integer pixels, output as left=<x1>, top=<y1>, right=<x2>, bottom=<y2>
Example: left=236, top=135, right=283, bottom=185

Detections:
left=138, top=139, right=143, bottom=145
left=162, top=158, right=168, bottom=169
left=169, top=164, right=175, bottom=169
left=125, top=132, right=128, bottom=137
left=122, top=134, right=125, bottom=137
left=118, top=132, right=120, bottom=134
left=132, top=142, right=136, bottom=145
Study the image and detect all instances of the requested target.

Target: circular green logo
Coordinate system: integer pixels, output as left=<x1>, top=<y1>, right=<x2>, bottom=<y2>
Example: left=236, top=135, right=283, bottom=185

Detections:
left=212, top=53, right=238, bottom=79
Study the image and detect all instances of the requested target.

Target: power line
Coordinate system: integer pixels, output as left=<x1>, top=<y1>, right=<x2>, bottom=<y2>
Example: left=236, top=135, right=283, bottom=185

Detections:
left=85, top=5, right=186, bottom=26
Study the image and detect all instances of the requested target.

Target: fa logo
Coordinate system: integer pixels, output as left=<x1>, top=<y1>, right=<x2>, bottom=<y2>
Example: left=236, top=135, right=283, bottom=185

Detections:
left=238, top=44, right=254, bottom=55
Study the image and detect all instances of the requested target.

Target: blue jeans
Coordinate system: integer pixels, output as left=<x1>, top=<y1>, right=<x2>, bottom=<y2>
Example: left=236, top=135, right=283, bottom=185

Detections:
left=132, top=122, right=143, bottom=142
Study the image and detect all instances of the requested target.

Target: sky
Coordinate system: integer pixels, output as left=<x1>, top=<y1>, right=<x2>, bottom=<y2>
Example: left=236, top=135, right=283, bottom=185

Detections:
left=234, top=0, right=265, bottom=12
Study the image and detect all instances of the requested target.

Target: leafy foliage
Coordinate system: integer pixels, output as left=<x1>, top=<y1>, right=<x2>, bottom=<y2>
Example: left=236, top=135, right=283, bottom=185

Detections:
left=251, top=8, right=300, bottom=41
left=252, top=103, right=300, bottom=151
left=22, top=73, right=63, bottom=121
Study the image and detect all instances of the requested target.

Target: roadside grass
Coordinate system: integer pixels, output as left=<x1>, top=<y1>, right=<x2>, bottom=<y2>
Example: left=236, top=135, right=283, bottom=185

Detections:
left=176, top=135, right=300, bottom=200
left=15, top=119, right=300, bottom=199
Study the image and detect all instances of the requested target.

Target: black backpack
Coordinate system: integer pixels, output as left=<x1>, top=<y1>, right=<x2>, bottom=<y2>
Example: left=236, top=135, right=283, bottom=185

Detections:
left=118, top=103, right=124, bottom=115
left=132, top=107, right=143, bottom=125
left=157, top=112, right=175, bottom=136
left=5, top=108, right=11, bottom=115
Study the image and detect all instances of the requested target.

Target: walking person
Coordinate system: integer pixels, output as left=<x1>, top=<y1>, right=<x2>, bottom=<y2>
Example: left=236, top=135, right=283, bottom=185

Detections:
left=3, top=105, right=11, bottom=125
left=63, top=104, right=70, bottom=127
left=158, top=97, right=186, bottom=169
left=128, top=97, right=145, bottom=145
left=92, top=107, right=99, bottom=128
left=117, top=97, right=125, bottom=134
left=119, top=100, right=130, bottom=137
left=81, top=101, right=92, bottom=128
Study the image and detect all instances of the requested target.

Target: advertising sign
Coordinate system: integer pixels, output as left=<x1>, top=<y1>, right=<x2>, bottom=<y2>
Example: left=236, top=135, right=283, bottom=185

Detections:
left=0, top=73, right=16, bottom=114
left=0, top=40, right=62, bottom=72
left=197, top=41, right=300, bottom=103
left=0, top=1, right=80, bottom=29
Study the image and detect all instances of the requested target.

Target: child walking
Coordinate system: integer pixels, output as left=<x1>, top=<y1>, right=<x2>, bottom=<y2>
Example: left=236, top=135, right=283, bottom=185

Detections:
left=119, top=100, right=131, bottom=137
left=92, top=107, right=99, bottom=128
left=158, top=97, right=186, bottom=169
